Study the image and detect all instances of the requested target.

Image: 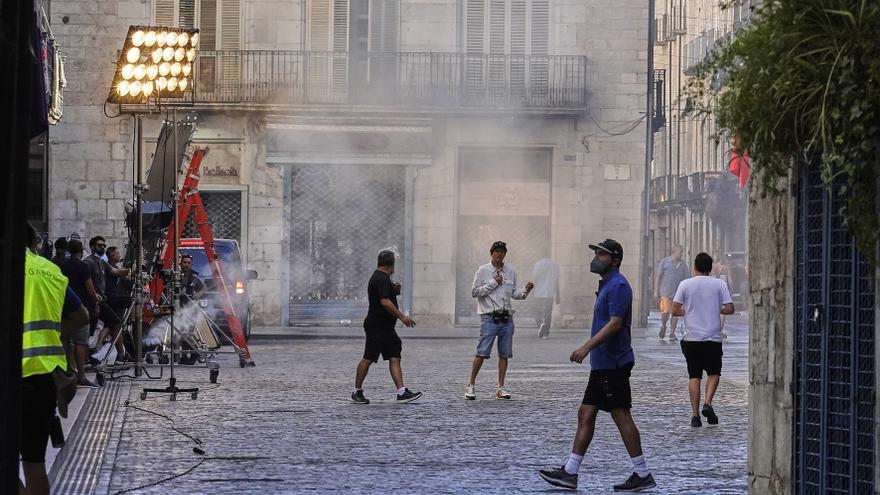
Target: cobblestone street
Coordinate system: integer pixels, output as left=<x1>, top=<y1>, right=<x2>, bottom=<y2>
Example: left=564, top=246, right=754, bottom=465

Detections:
left=92, top=315, right=749, bottom=494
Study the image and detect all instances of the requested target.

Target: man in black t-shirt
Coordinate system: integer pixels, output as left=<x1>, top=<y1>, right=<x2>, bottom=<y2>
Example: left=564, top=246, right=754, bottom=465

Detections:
left=351, top=250, right=422, bottom=404
left=60, top=240, right=101, bottom=388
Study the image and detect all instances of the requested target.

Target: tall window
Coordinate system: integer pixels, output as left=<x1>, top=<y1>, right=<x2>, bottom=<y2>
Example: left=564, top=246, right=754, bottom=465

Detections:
left=463, top=0, right=548, bottom=54
left=462, top=0, right=549, bottom=101
left=153, top=0, right=241, bottom=93
left=308, top=0, right=399, bottom=99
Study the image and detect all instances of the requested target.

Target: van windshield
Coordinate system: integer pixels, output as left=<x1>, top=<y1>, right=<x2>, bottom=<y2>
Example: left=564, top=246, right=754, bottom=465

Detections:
left=179, top=242, right=242, bottom=281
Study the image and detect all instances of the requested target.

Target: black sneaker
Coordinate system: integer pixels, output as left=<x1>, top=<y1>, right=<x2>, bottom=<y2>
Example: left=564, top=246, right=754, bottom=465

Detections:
left=613, top=472, right=656, bottom=492
left=702, top=404, right=719, bottom=425
left=691, top=415, right=702, bottom=427
left=77, top=378, right=100, bottom=389
left=351, top=390, right=370, bottom=405
left=396, top=388, right=422, bottom=403
left=538, top=466, right=578, bottom=490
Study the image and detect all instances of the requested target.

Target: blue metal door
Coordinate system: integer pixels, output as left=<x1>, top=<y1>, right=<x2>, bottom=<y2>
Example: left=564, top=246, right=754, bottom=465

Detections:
left=794, top=167, right=875, bottom=494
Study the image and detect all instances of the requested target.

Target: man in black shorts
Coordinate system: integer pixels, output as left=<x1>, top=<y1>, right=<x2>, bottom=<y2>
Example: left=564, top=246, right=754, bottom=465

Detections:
left=539, top=240, right=656, bottom=492
left=351, top=250, right=422, bottom=404
left=672, top=252, right=735, bottom=427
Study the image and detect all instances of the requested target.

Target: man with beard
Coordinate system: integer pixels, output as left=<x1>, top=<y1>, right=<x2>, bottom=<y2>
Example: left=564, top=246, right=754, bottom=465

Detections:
left=539, top=239, right=656, bottom=492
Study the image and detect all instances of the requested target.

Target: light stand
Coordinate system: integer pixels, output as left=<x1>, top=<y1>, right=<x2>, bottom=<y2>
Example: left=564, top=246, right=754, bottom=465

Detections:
left=134, top=113, right=146, bottom=377
left=141, top=108, right=198, bottom=401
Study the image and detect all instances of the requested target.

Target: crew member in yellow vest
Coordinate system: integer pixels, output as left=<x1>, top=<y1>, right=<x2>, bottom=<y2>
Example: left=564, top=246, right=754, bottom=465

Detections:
left=19, top=222, right=85, bottom=495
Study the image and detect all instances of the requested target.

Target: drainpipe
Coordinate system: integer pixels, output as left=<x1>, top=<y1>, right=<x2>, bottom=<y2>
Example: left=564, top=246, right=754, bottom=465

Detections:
left=639, top=0, right=656, bottom=327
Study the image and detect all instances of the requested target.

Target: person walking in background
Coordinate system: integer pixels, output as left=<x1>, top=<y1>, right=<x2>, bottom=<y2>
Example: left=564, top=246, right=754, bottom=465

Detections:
left=539, top=239, right=655, bottom=492
left=532, top=257, right=561, bottom=339
left=351, top=250, right=422, bottom=405
left=672, top=253, right=735, bottom=427
left=654, top=245, right=690, bottom=340
left=465, top=241, right=533, bottom=400
left=711, top=254, right=732, bottom=339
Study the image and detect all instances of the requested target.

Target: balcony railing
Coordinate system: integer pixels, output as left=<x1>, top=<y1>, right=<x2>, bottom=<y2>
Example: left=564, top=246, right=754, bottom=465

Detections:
left=651, top=172, right=724, bottom=208
left=188, top=50, right=588, bottom=111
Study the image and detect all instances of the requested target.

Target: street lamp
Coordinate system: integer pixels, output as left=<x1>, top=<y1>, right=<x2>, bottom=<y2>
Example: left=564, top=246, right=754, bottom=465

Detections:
left=107, top=25, right=199, bottom=104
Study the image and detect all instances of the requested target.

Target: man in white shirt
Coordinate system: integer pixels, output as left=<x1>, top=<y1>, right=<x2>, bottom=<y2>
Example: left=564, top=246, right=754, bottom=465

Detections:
left=672, top=253, right=735, bottom=427
left=465, top=241, right=533, bottom=400
left=532, top=257, right=560, bottom=339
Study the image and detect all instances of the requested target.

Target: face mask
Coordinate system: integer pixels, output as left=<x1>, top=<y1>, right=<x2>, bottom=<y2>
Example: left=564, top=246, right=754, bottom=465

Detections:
left=64, top=252, right=71, bottom=260
left=590, top=257, right=612, bottom=275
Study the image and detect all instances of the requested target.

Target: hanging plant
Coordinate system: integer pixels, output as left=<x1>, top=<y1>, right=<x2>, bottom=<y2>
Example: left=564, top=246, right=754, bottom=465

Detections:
left=686, top=0, right=880, bottom=257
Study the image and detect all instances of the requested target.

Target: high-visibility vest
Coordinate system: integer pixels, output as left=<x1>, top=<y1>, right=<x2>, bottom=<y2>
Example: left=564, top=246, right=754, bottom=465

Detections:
left=22, top=250, right=69, bottom=378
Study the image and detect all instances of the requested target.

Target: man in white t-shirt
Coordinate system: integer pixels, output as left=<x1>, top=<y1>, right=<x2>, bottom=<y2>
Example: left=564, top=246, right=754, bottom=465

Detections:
left=672, top=253, right=735, bottom=427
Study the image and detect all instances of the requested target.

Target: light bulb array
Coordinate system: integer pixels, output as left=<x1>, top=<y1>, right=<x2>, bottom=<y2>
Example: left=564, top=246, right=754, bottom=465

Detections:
left=108, top=25, right=199, bottom=103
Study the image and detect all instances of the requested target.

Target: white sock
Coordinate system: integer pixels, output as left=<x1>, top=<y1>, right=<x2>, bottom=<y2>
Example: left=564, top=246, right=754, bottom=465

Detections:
left=397, top=387, right=407, bottom=396
left=564, top=453, right=583, bottom=475
left=631, top=454, right=650, bottom=477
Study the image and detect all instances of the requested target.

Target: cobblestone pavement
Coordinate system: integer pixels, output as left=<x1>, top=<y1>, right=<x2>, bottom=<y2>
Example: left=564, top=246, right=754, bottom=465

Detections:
left=99, top=314, right=749, bottom=494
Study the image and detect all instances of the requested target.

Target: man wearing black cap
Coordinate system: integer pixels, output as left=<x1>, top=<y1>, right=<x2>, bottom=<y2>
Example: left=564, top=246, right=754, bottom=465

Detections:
left=539, top=239, right=656, bottom=492
left=465, top=241, right=534, bottom=400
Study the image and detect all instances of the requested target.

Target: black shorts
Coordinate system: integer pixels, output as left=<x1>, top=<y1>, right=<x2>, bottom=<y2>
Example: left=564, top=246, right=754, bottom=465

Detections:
left=680, top=340, right=723, bottom=379
left=20, top=373, right=57, bottom=463
left=363, top=327, right=402, bottom=363
left=582, top=362, right=634, bottom=412
left=90, top=301, right=122, bottom=332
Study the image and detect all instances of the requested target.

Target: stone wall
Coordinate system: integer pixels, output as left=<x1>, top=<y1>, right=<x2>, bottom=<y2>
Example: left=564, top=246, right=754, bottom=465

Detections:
left=747, top=181, right=794, bottom=494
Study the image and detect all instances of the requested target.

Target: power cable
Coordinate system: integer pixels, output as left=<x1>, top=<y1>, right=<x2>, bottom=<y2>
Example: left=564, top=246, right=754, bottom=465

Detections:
left=106, top=396, right=212, bottom=495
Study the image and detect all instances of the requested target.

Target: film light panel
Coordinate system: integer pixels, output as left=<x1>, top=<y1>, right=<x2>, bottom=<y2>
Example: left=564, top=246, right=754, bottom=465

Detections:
left=108, top=25, right=199, bottom=104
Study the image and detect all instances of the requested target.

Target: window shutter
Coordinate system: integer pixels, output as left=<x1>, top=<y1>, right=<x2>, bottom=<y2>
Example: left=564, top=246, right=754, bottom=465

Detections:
left=509, top=0, right=526, bottom=54
left=489, top=0, right=505, bottom=53
left=309, top=0, right=331, bottom=50
left=154, top=0, right=176, bottom=25
left=530, top=0, right=548, bottom=55
left=368, top=0, right=398, bottom=94
left=196, top=0, right=217, bottom=94
left=199, top=0, right=217, bottom=50
left=529, top=0, right=549, bottom=101
left=179, top=0, right=195, bottom=28
left=509, top=0, right=526, bottom=100
left=464, top=0, right=486, bottom=101
left=218, top=0, right=241, bottom=98
left=465, top=0, right=485, bottom=54
left=331, top=0, right=349, bottom=97
left=219, top=0, right=241, bottom=50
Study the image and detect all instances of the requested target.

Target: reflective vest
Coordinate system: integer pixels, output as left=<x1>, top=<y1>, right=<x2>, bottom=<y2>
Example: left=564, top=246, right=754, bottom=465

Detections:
left=22, top=250, right=69, bottom=378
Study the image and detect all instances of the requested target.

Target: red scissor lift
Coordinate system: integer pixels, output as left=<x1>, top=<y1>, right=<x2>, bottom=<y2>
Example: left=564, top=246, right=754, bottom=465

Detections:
left=149, top=148, right=254, bottom=367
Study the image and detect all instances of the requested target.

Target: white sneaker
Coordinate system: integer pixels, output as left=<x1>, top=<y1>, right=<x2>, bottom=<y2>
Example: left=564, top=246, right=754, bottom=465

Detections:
left=496, top=387, right=511, bottom=400
left=464, top=384, right=476, bottom=400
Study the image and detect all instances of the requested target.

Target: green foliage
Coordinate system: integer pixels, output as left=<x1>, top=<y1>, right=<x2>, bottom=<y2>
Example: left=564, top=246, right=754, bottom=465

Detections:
left=687, top=0, right=880, bottom=256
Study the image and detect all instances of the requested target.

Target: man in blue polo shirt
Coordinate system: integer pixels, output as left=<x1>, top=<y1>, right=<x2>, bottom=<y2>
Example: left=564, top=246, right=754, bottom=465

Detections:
left=539, top=239, right=656, bottom=492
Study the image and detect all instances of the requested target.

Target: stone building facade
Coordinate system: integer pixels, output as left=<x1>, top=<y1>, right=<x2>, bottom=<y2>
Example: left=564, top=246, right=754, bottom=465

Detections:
left=648, top=0, right=750, bottom=283
left=48, top=0, right=649, bottom=326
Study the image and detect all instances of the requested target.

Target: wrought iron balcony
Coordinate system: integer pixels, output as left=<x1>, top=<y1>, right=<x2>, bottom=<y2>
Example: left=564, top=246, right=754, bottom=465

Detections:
left=186, top=50, right=587, bottom=112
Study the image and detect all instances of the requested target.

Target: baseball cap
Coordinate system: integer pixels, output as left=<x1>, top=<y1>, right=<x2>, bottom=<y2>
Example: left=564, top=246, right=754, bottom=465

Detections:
left=588, top=239, right=624, bottom=260
left=490, top=241, right=508, bottom=252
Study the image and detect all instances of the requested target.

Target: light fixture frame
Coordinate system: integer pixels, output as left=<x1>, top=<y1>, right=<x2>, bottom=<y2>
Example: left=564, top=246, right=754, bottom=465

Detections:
left=107, top=25, right=199, bottom=104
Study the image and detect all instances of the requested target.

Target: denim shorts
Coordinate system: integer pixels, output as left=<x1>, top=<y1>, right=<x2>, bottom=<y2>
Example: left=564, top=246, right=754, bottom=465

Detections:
left=476, top=314, right=514, bottom=359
